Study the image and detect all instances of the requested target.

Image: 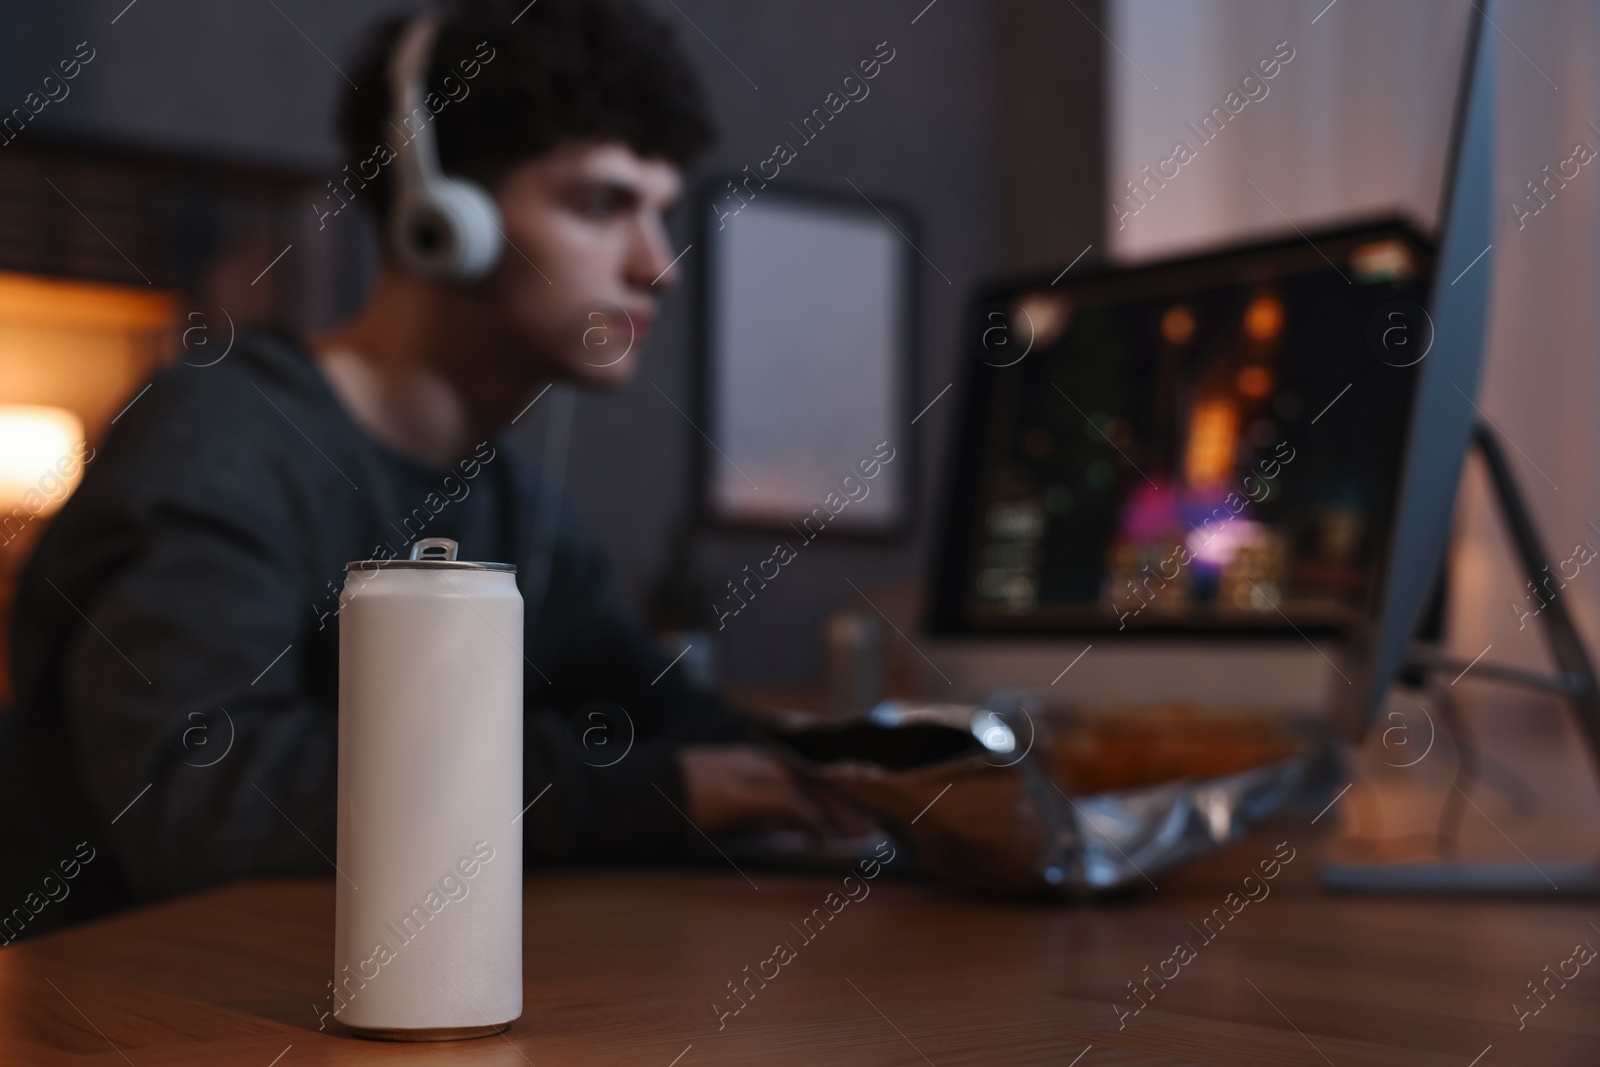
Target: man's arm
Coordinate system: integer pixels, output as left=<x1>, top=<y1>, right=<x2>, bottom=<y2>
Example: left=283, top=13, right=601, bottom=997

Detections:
left=36, top=421, right=343, bottom=900
left=513, top=502, right=826, bottom=859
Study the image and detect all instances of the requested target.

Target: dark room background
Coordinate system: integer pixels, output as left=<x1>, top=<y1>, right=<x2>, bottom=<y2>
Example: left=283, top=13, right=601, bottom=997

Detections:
left=0, top=0, right=1103, bottom=686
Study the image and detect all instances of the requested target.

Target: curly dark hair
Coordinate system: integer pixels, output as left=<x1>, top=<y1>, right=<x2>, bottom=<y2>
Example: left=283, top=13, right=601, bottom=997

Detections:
left=337, top=0, right=716, bottom=223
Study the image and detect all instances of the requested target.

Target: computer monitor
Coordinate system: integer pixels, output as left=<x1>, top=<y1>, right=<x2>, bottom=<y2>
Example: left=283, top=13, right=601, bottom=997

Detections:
left=929, top=220, right=1435, bottom=653
left=929, top=6, right=1492, bottom=741
left=1351, top=3, right=1493, bottom=735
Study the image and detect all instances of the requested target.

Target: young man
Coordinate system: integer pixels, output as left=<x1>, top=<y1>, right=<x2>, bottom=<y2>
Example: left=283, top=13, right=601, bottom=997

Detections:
left=0, top=0, right=826, bottom=936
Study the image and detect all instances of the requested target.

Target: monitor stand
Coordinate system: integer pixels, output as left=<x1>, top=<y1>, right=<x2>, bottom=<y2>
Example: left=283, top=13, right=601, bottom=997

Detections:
left=1321, top=423, right=1600, bottom=894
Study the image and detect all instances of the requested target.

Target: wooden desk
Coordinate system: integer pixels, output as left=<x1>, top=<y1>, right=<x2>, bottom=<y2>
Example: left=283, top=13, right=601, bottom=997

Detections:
left=2, top=836, right=1597, bottom=1066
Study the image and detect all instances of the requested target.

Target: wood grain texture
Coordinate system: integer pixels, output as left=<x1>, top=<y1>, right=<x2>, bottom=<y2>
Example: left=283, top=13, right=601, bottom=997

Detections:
left=2, top=835, right=1597, bottom=1066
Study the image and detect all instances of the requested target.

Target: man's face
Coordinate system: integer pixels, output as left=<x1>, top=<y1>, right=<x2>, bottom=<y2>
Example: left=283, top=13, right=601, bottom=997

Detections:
left=490, top=141, right=684, bottom=388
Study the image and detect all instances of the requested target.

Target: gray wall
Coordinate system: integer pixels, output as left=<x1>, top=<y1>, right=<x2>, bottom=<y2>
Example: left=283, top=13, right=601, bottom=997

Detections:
left=5, top=0, right=1102, bottom=686
left=7, top=0, right=402, bottom=168
left=576, top=0, right=1003, bottom=685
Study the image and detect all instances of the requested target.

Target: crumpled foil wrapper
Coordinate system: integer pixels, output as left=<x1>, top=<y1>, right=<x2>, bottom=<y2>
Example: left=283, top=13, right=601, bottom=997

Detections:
left=780, top=693, right=1307, bottom=898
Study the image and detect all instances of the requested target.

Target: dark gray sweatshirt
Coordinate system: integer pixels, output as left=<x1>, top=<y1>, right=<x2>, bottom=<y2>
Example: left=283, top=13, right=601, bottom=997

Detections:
left=0, top=330, right=744, bottom=936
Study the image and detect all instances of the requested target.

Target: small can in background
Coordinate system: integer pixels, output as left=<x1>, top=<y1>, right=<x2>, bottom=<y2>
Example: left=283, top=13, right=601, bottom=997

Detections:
left=824, top=611, right=884, bottom=720
left=334, top=537, right=523, bottom=1040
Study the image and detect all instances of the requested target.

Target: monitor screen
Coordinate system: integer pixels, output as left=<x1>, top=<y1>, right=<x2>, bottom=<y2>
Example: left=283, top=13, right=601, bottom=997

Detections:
left=931, top=220, right=1434, bottom=636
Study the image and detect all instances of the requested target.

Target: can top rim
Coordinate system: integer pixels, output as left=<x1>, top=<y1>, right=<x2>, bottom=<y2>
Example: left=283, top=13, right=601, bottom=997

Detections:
left=343, top=559, right=518, bottom=573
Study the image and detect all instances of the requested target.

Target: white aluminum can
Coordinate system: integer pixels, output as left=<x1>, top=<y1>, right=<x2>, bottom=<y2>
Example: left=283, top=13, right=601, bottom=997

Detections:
left=333, top=536, right=523, bottom=1039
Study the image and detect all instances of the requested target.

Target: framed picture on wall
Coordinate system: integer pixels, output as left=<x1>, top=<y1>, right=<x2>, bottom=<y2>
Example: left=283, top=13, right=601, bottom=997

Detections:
left=696, top=180, right=917, bottom=539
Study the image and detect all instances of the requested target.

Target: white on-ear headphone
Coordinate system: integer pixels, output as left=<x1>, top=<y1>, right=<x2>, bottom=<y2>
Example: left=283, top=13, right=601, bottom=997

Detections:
left=387, top=12, right=503, bottom=281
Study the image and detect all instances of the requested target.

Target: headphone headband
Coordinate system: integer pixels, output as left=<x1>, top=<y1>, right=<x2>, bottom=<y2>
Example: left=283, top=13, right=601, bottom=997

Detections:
left=385, top=11, right=503, bottom=281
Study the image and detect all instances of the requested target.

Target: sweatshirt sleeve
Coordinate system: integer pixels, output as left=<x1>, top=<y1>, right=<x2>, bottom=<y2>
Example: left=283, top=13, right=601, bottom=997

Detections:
left=513, top=499, right=753, bottom=864
left=42, top=425, right=343, bottom=900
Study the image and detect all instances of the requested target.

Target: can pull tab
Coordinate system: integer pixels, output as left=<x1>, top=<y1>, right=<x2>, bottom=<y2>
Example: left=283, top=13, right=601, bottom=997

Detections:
left=410, top=537, right=459, bottom=562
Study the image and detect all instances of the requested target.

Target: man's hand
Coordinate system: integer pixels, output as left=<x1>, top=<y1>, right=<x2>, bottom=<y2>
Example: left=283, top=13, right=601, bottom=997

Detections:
left=679, top=745, right=822, bottom=836
left=679, top=744, right=877, bottom=842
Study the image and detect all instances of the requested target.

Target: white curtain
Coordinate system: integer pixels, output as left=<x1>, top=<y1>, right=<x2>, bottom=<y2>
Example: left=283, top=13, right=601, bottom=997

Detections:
left=1108, top=0, right=1600, bottom=674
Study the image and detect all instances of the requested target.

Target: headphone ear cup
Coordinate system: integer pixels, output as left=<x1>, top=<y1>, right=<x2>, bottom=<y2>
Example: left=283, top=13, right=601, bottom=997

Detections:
left=435, top=177, right=504, bottom=280
left=390, top=176, right=504, bottom=282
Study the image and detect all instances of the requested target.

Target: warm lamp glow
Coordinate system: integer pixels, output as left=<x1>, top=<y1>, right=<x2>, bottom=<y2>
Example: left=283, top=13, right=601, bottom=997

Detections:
left=1236, top=365, right=1275, bottom=399
left=0, top=405, right=86, bottom=515
left=1243, top=294, right=1284, bottom=341
left=1184, top=397, right=1238, bottom=490
left=1161, top=304, right=1196, bottom=345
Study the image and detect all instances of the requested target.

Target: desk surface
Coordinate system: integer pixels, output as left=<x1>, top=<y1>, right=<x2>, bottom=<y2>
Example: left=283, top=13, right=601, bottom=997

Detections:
left=3, top=838, right=1597, bottom=1066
